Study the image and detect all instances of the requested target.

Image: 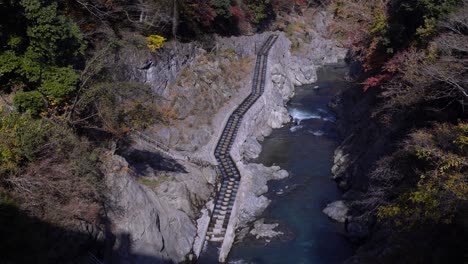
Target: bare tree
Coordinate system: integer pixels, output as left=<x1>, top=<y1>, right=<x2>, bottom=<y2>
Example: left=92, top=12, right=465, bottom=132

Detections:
left=125, top=0, right=173, bottom=31
left=172, top=0, right=178, bottom=39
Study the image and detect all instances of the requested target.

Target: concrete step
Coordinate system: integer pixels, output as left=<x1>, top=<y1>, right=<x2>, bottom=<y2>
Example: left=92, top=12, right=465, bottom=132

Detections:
left=206, top=236, right=224, bottom=242
left=215, top=215, right=226, bottom=222
left=206, top=231, right=225, bottom=237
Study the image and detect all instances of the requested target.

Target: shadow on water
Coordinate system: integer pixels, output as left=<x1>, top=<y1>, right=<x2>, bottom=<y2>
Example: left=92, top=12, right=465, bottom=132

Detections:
left=225, top=63, right=354, bottom=264
left=124, top=149, right=187, bottom=174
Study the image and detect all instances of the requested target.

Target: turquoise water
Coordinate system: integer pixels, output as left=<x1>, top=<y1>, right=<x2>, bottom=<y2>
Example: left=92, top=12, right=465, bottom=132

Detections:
left=226, top=63, right=354, bottom=264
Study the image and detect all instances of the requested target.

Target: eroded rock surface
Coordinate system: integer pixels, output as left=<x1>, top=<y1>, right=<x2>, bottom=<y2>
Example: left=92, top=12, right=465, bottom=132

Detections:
left=102, top=152, right=215, bottom=263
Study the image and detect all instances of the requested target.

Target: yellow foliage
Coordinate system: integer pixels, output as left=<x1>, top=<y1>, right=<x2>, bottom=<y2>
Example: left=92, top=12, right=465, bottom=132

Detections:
left=377, top=122, right=468, bottom=228
left=146, top=35, right=166, bottom=52
left=454, top=123, right=468, bottom=151
left=415, top=146, right=433, bottom=162
left=370, top=6, right=387, bottom=36
left=438, top=156, right=463, bottom=173
left=378, top=205, right=401, bottom=221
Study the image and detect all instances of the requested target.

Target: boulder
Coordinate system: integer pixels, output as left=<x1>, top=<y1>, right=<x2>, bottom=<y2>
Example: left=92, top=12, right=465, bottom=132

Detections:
left=250, top=219, right=283, bottom=240
left=323, top=200, right=349, bottom=223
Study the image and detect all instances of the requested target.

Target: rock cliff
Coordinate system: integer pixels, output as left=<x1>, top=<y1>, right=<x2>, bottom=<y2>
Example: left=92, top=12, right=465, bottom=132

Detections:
left=101, top=10, right=347, bottom=263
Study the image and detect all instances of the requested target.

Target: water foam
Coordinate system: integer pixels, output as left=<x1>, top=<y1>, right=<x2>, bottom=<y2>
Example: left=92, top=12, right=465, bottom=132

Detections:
left=288, top=108, right=321, bottom=124
left=229, top=260, right=253, bottom=264
left=309, top=130, right=325, bottom=136
left=290, top=125, right=304, bottom=133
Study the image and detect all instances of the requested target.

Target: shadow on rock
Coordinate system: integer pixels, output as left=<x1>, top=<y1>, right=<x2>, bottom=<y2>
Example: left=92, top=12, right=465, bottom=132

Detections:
left=109, top=233, right=172, bottom=264
left=124, top=149, right=187, bottom=174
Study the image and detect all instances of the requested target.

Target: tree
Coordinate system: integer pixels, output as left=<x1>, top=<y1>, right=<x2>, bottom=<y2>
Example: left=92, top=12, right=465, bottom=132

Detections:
left=39, top=67, right=80, bottom=104
left=13, top=91, right=46, bottom=116
left=378, top=2, right=467, bottom=112
left=20, top=0, right=85, bottom=65
left=0, top=0, right=85, bottom=115
left=244, top=0, right=273, bottom=25
left=212, top=0, right=232, bottom=18
left=377, top=123, right=468, bottom=228
left=172, top=0, right=178, bottom=38
left=123, top=0, right=173, bottom=32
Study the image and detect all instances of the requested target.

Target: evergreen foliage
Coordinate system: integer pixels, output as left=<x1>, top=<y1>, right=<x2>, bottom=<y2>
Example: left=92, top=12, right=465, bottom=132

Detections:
left=0, top=0, right=85, bottom=114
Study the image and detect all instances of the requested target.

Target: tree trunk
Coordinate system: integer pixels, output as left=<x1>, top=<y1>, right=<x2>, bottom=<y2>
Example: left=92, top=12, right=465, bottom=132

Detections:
left=172, top=0, right=178, bottom=39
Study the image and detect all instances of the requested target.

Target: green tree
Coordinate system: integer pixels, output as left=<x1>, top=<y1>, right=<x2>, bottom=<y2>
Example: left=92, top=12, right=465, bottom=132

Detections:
left=0, top=0, right=85, bottom=115
left=245, top=0, right=273, bottom=24
left=211, top=0, right=232, bottom=18
left=20, top=0, right=85, bottom=65
left=39, top=67, right=79, bottom=104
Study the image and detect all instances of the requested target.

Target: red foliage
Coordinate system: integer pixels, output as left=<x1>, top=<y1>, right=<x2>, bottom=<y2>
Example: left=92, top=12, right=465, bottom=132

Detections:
left=273, top=0, right=308, bottom=10
left=295, top=0, right=308, bottom=6
left=362, top=73, right=391, bottom=91
left=384, top=49, right=412, bottom=73
left=229, top=5, right=251, bottom=33
left=190, top=2, right=216, bottom=27
left=229, top=5, right=243, bottom=18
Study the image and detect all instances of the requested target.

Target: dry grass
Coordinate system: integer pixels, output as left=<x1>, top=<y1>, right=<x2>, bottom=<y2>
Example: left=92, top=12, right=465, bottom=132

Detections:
left=138, top=175, right=177, bottom=190
left=151, top=48, right=255, bottom=148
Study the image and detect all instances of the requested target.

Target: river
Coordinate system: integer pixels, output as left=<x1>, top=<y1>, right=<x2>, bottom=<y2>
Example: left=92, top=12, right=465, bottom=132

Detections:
left=226, top=62, right=354, bottom=264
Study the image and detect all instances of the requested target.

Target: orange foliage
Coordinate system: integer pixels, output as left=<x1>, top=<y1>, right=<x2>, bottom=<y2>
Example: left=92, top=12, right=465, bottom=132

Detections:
left=362, top=73, right=391, bottom=91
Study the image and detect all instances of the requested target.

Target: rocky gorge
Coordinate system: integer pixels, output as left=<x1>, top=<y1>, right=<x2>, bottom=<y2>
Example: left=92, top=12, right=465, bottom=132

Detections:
left=2, top=1, right=465, bottom=264
left=100, top=10, right=347, bottom=263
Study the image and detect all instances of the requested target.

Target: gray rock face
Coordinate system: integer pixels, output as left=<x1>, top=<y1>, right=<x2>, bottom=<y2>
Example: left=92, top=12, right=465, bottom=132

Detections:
left=287, top=11, right=348, bottom=86
left=115, top=40, right=200, bottom=95
left=323, top=200, right=350, bottom=223
left=236, top=163, right=289, bottom=228
left=241, top=137, right=263, bottom=160
left=101, top=152, right=215, bottom=263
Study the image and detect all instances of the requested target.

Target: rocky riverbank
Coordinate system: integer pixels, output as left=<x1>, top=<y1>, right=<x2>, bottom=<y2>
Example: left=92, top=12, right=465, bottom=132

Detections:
left=326, top=64, right=420, bottom=261
left=100, top=10, right=347, bottom=263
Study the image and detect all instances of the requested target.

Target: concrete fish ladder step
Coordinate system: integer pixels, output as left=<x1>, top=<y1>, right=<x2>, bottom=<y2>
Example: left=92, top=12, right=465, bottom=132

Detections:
left=205, top=35, right=278, bottom=245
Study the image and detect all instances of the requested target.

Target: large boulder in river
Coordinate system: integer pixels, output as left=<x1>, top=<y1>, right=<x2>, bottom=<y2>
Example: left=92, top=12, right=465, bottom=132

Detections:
left=322, top=200, right=349, bottom=223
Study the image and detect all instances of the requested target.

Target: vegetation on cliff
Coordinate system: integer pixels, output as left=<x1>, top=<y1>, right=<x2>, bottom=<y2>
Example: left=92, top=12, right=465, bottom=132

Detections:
left=331, top=0, right=467, bottom=262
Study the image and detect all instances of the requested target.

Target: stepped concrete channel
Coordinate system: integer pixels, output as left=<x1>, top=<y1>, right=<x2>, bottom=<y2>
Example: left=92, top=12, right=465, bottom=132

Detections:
left=202, top=35, right=278, bottom=261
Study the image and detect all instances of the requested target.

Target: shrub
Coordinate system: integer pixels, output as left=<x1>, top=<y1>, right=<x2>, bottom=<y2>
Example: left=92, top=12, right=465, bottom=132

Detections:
left=245, top=0, right=273, bottom=25
left=39, top=67, right=79, bottom=104
left=0, top=112, right=49, bottom=176
left=146, top=35, right=166, bottom=52
left=13, top=91, right=46, bottom=116
left=212, top=0, right=232, bottom=18
left=77, top=82, right=160, bottom=136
